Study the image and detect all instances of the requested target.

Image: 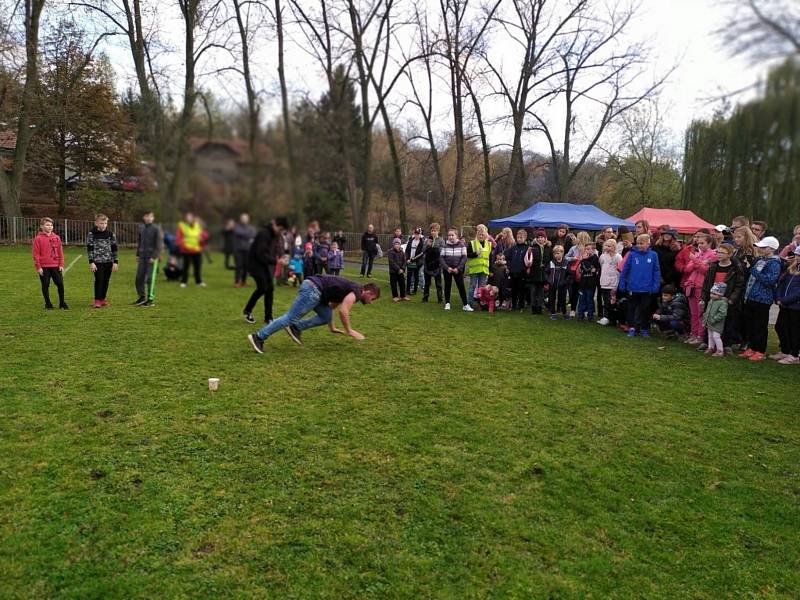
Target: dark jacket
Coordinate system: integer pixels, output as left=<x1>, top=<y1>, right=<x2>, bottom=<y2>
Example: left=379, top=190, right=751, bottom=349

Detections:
left=388, top=247, right=407, bottom=273
left=656, top=292, right=689, bottom=322
left=314, top=240, right=330, bottom=267
left=653, top=244, right=679, bottom=286
left=405, top=236, right=426, bottom=268
left=549, top=235, right=573, bottom=254
left=526, top=242, right=552, bottom=282
left=361, top=232, right=378, bottom=255
left=578, top=253, right=601, bottom=290
left=136, top=223, right=162, bottom=260
left=424, top=236, right=444, bottom=274
left=233, top=223, right=256, bottom=253
left=333, top=233, right=346, bottom=250
left=700, top=259, right=746, bottom=305
left=776, top=270, right=800, bottom=310
left=547, top=258, right=572, bottom=289
left=504, top=242, right=529, bottom=277
left=490, top=263, right=510, bottom=289
left=87, top=227, right=118, bottom=264
left=248, top=225, right=283, bottom=271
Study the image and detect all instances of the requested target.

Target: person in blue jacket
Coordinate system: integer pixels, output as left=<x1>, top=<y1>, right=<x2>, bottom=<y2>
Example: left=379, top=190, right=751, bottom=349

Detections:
left=618, top=233, right=661, bottom=337
left=773, top=246, right=800, bottom=364
left=740, top=236, right=782, bottom=361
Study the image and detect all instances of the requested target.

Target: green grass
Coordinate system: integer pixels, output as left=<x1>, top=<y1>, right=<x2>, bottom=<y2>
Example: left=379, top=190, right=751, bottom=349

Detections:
left=1, top=246, right=798, bottom=598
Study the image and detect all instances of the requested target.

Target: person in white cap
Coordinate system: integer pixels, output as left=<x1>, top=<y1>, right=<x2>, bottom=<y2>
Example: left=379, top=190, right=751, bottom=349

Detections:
left=740, top=236, right=781, bottom=361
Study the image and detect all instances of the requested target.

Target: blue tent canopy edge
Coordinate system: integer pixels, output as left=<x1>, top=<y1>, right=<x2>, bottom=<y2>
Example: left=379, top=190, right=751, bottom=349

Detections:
left=488, top=202, right=634, bottom=230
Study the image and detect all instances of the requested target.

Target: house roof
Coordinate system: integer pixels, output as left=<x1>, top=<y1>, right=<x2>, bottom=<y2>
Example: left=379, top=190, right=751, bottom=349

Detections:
left=188, top=137, right=272, bottom=165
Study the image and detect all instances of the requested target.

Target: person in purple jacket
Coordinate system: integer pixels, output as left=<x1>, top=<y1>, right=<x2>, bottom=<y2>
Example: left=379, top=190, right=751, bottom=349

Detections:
left=618, top=234, right=662, bottom=337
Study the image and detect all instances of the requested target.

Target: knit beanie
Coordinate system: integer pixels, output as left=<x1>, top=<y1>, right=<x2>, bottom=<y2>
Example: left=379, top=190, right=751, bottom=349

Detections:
left=710, top=282, right=727, bottom=296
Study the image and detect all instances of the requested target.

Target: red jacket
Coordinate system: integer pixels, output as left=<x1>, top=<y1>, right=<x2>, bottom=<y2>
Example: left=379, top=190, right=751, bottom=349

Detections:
left=478, top=286, right=496, bottom=313
left=32, top=232, right=64, bottom=270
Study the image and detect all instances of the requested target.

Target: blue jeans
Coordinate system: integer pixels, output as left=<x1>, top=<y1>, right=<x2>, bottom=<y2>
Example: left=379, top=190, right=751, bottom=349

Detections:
left=255, top=280, right=332, bottom=340
left=577, top=288, right=595, bottom=318
left=468, top=273, right=488, bottom=303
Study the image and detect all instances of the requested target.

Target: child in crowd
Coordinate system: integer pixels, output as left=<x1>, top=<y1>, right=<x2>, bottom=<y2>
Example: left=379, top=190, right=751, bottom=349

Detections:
left=288, top=245, right=304, bottom=286
left=700, top=242, right=745, bottom=352
left=619, top=234, right=661, bottom=337
left=86, top=213, right=119, bottom=308
left=490, top=253, right=510, bottom=309
left=328, top=241, right=344, bottom=276
left=314, top=232, right=331, bottom=275
left=576, top=242, right=600, bottom=321
left=740, top=236, right=782, bottom=361
left=466, top=225, right=493, bottom=306
left=388, top=237, right=409, bottom=302
left=32, top=217, right=67, bottom=310
left=547, top=245, right=572, bottom=320
left=477, top=285, right=499, bottom=313
left=702, top=282, right=729, bottom=357
left=566, top=231, right=591, bottom=315
left=598, top=238, right=622, bottom=325
left=652, top=284, right=688, bottom=337
left=504, top=229, right=529, bottom=311
left=423, top=223, right=444, bottom=303
left=773, top=247, right=800, bottom=364
left=440, top=227, right=472, bottom=311
left=302, top=242, right=315, bottom=280
left=682, top=232, right=716, bottom=345
left=163, top=255, right=182, bottom=281
left=524, top=228, right=551, bottom=314
left=405, top=228, right=426, bottom=295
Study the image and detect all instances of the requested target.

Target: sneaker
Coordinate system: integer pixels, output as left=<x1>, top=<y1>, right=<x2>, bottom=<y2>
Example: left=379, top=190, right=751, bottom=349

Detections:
left=44, top=304, right=54, bottom=310
left=748, top=351, right=766, bottom=361
left=285, top=325, right=303, bottom=346
left=640, top=329, right=650, bottom=338
left=569, top=310, right=576, bottom=318
left=93, top=300, right=102, bottom=308
left=712, top=352, right=725, bottom=358
left=402, top=297, right=411, bottom=302
left=688, top=337, right=702, bottom=346
left=133, top=296, right=146, bottom=305
left=100, top=300, right=109, bottom=307
left=247, top=333, right=264, bottom=354
left=778, top=355, right=799, bottom=365
left=627, top=328, right=637, bottom=337
left=444, top=303, right=451, bottom=311
left=696, top=343, right=708, bottom=351
left=463, top=304, right=474, bottom=312
left=550, top=314, right=558, bottom=321
left=59, top=303, right=69, bottom=310
left=141, top=300, right=154, bottom=307
left=597, top=317, right=610, bottom=326
left=180, top=283, right=187, bottom=288
left=421, top=297, right=429, bottom=303
left=243, top=312, right=256, bottom=324
left=739, top=348, right=755, bottom=358
left=769, top=352, right=788, bottom=361
left=724, top=347, right=734, bottom=356
left=198, top=282, right=207, bottom=287
left=563, top=314, right=572, bottom=320
left=393, top=297, right=400, bottom=303
left=704, top=348, right=714, bottom=355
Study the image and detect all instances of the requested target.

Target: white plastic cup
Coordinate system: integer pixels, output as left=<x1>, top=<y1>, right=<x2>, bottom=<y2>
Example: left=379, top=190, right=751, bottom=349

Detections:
left=208, top=377, right=220, bottom=391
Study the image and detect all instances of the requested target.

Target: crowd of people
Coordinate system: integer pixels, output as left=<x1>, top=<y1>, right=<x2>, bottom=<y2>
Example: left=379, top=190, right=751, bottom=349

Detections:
left=30, top=210, right=800, bottom=363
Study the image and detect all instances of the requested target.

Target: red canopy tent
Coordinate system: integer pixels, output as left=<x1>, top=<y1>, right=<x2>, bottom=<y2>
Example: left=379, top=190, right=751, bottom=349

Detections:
left=626, top=208, right=716, bottom=234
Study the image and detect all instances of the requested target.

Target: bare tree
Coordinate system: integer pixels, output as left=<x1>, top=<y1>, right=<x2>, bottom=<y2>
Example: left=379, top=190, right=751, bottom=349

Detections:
left=529, top=1, right=667, bottom=201
left=718, top=0, right=800, bottom=63
left=0, top=0, right=46, bottom=217
left=274, top=0, right=299, bottom=210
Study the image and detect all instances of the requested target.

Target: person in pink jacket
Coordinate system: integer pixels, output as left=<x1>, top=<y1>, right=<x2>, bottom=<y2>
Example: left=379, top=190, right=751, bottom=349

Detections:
left=32, top=217, right=68, bottom=309
left=682, top=232, right=716, bottom=344
left=779, top=225, right=800, bottom=258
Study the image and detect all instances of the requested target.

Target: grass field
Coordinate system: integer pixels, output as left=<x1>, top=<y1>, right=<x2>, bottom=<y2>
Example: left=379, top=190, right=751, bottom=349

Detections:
left=1, top=245, right=798, bottom=598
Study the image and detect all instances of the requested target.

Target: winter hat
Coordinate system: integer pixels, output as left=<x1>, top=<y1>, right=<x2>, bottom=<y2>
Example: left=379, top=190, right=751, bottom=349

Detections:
left=710, top=282, right=727, bottom=296
left=754, top=236, right=779, bottom=250
left=304, top=242, right=313, bottom=251
left=392, top=237, right=402, bottom=246
left=535, top=228, right=547, bottom=238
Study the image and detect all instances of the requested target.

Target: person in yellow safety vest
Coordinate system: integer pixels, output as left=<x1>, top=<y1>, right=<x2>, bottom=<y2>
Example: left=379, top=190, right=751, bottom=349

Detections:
left=466, top=224, right=493, bottom=306
left=176, top=212, right=206, bottom=287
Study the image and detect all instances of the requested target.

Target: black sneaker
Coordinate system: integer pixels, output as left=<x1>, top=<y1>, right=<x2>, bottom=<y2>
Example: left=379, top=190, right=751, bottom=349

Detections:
left=247, top=333, right=264, bottom=354
left=141, top=300, right=154, bottom=307
left=45, top=304, right=54, bottom=310
left=285, top=325, right=303, bottom=346
left=133, top=296, right=146, bottom=305
left=243, top=312, right=255, bottom=324
left=59, top=302, right=69, bottom=310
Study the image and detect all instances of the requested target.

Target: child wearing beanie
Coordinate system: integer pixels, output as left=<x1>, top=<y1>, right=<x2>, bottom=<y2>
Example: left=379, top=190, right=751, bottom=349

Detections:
left=703, top=282, right=729, bottom=357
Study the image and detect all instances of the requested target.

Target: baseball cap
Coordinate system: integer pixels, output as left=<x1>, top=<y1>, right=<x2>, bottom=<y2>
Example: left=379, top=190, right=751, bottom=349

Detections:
left=715, top=224, right=730, bottom=233
left=754, top=236, right=779, bottom=250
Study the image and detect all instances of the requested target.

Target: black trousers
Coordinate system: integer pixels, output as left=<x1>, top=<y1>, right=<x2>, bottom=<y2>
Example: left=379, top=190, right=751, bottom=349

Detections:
left=510, top=275, right=526, bottom=310
left=329, top=269, right=341, bottom=276
left=775, top=307, right=800, bottom=355
left=360, top=252, right=375, bottom=276
left=722, top=301, right=743, bottom=346
left=406, top=267, right=421, bottom=294
left=744, top=300, right=771, bottom=353
left=529, top=281, right=545, bottom=313
left=628, top=292, right=652, bottom=332
left=93, top=262, right=113, bottom=300
left=234, top=250, right=249, bottom=284
left=548, top=286, right=568, bottom=315
left=39, top=267, right=65, bottom=306
left=244, top=267, right=275, bottom=322
left=599, top=288, right=614, bottom=320
left=444, top=270, right=468, bottom=305
left=181, top=253, right=202, bottom=284
left=423, top=271, right=443, bottom=301
left=224, top=251, right=234, bottom=270
left=389, top=271, right=406, bottom=298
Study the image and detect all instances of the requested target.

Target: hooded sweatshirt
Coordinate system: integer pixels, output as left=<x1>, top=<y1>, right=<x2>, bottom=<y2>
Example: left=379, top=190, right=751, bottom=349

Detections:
left=776, top=269, right=800, bottom=310
left=32, top=231, right=64, bottom=270
left=744, top=255, right=781, bottom=304
left=619, top=246, right=661, bottom=294
left=504, top=242, right=529, bottom=277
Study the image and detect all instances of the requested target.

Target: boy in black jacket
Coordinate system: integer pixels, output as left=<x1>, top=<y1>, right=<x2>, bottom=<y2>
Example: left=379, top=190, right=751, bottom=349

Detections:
left=388, top=238, right=409, bottom=301
left=242, top=217, right=289, bottom=324
left=526, top=229, right=552, bottom=314
left=576, top=242, right=600, bottom=320
left=504, top=229, right=529, bottom=311
left=87, top=213, right=119, bottom=308
left=652, top=284, right=689, bottom=337
left=422, top=223, right=444, bottom=303
left=547, top=245, right=572, bottom=319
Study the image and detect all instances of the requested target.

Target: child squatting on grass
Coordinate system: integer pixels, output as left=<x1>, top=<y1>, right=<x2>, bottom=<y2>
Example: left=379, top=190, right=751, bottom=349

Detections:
left=86, top=213, right=119, bottom=308
left=32, top=217, right=67, bottom=310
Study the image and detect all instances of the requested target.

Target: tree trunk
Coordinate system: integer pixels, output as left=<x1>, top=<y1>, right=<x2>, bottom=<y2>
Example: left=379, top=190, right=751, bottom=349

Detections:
left=379, top=106, right=407, bottom=232
left=467, top=83, right=492, bottom=220
left=275, top=0, right=300, bottom=211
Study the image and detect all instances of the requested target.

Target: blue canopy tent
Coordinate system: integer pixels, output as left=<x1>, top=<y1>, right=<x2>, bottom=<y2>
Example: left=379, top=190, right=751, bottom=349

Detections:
left=488, top=202, right=633, bottom=230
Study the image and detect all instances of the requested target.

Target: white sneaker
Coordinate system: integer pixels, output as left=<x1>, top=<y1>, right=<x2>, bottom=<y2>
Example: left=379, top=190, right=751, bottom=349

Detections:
left=444, top=303, right=451, bottom=311
left=597, top=317, right=610, bottom=326
left=463, top=304, right=474, bottom=312
left=769, top=352, right=787, bottom=361
left=569, top=310, right=576, bottom=318
left=180, top=283, right=187, bottom=288
left=198, top=282, right=207, bottom=287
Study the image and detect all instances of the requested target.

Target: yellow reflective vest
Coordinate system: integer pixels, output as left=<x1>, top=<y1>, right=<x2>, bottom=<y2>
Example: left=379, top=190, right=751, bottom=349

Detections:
left=178, top=221, right=202, bottom=253
left=466, top=239, right=492, bottom=275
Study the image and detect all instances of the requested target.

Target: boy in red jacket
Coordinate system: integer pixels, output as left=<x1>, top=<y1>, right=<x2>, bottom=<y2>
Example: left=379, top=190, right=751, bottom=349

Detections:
left=32, top=217, right=68, bottom=309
